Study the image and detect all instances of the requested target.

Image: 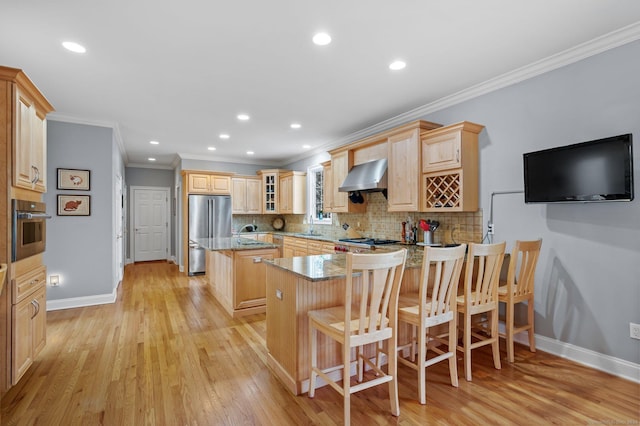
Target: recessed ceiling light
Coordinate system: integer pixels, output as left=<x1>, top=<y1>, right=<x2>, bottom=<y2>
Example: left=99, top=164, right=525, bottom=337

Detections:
left=290, top=123, right=302, bottom=129
left=312, top=33, right=332, bottom=46
left=62, top=41, right=86, bottom=53
left=237, top=114, right=250, bottom=121
left=303, top=144, right=311, bottom=149
left=246, top=151, right=254, bottom=155
left=148, top=157, right=156, bottom=161
left=208, top=146, right=216, bottom=151
left=219, top=134, right=230, bottom=139
left=149, top=140, right=159, bottom=145
left=389, top=60, right=406, bottom=71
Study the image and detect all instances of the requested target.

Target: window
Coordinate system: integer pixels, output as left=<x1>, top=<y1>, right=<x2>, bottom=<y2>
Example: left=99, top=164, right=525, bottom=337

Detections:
left=307, top=164, right=331, bottom=225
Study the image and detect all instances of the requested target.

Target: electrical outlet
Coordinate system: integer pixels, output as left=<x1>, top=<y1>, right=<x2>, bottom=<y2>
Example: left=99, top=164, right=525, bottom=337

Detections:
left=630, top=323, right=640, bottom=340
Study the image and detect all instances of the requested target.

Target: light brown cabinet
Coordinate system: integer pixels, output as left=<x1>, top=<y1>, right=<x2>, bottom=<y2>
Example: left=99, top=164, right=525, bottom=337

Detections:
left=327, top=151, right=366, bottom=213
left=258, top=170, right=282, bottom=214
left=321, top=160, right=333, bottom=213
left=187, top=173, right=231, bottom=194
left=283, top=236, right=309, bottom=257
left=14, top=89, right=48, bottom=192
left=387, top=129, right=420, bottom=211
left=0, top=67, right=54, bottom=194
left=421, top=121, right=483, bottom=212
left=231, top=176, right=261, bottom=214
left=11, top=265, right=46, bottom=385
left=279, top=171, right=306, bottom=215
left=206, top=248, right=279, bottom=318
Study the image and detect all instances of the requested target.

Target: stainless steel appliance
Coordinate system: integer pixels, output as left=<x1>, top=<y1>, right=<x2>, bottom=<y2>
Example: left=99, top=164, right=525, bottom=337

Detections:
left=12, top=199, right=51, bottom=261
left=334, top=238, right=400, bottom=253
left=188, top=195, right=232, bottom=275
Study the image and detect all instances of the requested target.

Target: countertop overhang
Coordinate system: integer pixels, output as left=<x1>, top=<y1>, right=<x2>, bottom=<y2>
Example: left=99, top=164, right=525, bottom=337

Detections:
left=193, top=237, right=278, bottom=251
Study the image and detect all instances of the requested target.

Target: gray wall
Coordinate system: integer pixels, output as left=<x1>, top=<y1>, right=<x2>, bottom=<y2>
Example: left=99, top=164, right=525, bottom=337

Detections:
left=419, top=40, right=640, bottom=364
left=44, top=121, right=119, bottom=300
left=125, top=167, right=176, bottom=259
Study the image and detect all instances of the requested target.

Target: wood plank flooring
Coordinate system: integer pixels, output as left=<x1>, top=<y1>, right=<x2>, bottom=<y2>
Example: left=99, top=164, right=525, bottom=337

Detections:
left=1, top=261, right=638, bottom=425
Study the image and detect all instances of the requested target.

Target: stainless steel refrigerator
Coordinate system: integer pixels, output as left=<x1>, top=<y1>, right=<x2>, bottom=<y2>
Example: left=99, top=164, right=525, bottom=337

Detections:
left=188, top=194, right=232, bottom=275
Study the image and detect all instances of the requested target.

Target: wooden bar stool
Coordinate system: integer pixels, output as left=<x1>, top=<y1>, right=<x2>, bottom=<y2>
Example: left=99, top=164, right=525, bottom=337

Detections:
left=308, top=249, right=407, bottom=426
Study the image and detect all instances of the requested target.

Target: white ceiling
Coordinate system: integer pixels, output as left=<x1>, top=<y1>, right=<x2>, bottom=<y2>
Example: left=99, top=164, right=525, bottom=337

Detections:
left=2, top=1, right=640, bottom=168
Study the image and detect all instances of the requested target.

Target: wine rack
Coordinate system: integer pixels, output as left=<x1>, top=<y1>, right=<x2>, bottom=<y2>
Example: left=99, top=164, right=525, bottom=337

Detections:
left=423, top=171, right=463, bottom=211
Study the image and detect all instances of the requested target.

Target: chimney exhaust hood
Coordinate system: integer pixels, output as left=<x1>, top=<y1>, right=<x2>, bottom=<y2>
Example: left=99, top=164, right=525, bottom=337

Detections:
left=338, top=158, right=388, bottom=193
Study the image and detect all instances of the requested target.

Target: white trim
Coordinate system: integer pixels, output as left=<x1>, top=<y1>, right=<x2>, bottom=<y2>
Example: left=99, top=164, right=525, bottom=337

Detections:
left=126, top=162, right=175, bottom=170
left=286, top=21, right=640, bottom=164
left=130, top=186, right=171, bottom=262
left=46, top=290, right=117, bottom=311
left=510, top=332, right=640, bottom=383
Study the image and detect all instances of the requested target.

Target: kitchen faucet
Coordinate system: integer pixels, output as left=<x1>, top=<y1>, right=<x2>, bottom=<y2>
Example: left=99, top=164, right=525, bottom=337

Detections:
left=308, top=215, right=314, bottom=235
left=238, top=223, right=257, bottom=233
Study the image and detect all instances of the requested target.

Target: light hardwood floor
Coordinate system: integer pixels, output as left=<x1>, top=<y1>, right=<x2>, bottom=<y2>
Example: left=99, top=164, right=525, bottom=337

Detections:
left=2, top=261, right=638, bottom=425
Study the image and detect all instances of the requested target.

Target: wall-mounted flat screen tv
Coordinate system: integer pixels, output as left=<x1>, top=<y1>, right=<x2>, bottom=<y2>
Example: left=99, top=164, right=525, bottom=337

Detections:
left=523, top=133, right=634, bottom=203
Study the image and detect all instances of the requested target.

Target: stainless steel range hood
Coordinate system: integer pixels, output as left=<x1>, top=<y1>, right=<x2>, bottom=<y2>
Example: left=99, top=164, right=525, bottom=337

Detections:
left=338, top=158, right=388, bottom=193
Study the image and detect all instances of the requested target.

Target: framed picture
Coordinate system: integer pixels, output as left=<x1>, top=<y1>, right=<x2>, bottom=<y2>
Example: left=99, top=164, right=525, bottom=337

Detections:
left=57, top=195, right=91, bottom=216
left=57, top=168, right=90, bottom=190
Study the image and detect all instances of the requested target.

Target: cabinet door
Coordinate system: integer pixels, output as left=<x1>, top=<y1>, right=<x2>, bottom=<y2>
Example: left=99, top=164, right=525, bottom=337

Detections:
left=279, top=175, right=292, bottom=214
left=231, top=178, right=247, bottom=213
left=188, top=174, right=211, bottom=193
left=31, top=112, right=47, bottom=192
left=12, top=298, right=34, bottom=385
left=210, top=175, right=231, bottom=194
left=388, top=129, right=420, bottom=211
left=14, top=90, right=35, bottom=190
left=322, top=163, right=333, bottom=212
left=421, top=130, right=461, bottom=173
left=331, top=152, right=349, bottom=211
left=262, top=173, right=278, bottom=214
left=245, top=178, right=262, bottom=214
left=31, top=286, right=46, bottom=357
left=234, top=249, right=276, bottom=309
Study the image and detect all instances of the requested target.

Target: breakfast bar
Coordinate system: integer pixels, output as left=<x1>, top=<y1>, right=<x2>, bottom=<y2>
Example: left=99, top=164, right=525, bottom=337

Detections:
left=264, top=251, right=423, bottom=395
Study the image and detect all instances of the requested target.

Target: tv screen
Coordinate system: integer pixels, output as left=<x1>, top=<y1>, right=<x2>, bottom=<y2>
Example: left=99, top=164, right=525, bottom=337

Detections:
left=523, top=133, right=634, bottom=203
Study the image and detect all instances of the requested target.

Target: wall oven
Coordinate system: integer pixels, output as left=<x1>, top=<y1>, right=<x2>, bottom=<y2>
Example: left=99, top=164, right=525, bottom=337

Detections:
left=12, top=199, right=51, bottom=262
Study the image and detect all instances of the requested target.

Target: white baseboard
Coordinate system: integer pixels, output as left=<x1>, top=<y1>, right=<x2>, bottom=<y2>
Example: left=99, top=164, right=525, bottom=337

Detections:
left=46, top=290, right=117, bottom=311
left=526, top=334, right=640, bottom=383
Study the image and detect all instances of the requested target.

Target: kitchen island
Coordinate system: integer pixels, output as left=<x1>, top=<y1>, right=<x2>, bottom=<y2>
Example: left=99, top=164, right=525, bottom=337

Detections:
left=195, top=237, right=279, bottom=318
left=264, top=249, right=424, bottom=395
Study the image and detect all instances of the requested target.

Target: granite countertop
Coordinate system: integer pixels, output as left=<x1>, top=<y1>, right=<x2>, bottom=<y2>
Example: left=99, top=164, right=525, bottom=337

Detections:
left=264, top=247, right=424, bottom=282
left=193, top=237, right=278, bottom=251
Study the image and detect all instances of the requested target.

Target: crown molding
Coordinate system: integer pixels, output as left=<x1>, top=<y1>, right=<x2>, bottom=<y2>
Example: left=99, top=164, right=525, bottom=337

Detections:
left=48, top=22, right=640, bottom=169
left=292, top=21, right=640, bottom=162
left=177, top=152, right=282, bottom=167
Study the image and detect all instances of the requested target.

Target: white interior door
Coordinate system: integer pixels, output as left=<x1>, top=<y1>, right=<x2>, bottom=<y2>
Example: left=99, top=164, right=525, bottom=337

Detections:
left=133, top=188, right=169, bottom=262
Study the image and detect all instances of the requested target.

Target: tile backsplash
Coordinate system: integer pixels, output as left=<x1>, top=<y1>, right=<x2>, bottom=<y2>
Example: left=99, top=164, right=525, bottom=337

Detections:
left=232, top=192, right=484, bottom=245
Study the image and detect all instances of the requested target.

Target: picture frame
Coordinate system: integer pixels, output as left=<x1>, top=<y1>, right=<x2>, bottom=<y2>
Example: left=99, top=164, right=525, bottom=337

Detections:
left=57, top=168, right=90, bottom=191
left=57, top=195, right=91, bottom=216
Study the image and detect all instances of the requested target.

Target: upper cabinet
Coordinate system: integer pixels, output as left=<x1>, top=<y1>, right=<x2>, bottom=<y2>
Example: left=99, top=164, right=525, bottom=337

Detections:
left=187, top=172, right=231, bottom=194
left=421, top=121, right=484, bottom=212
left=278, top=171, right=306, bottom=215
left=0, top=67, right=54, bottom=194
left=321, top=160, right=333, bottom=212
left=385, top=120, right=440, bottom=211
left=231, top=176, right=261, bottom=214
left=327, top=151, right=366, bottom=213
left=257, top=169, right=283, bottom=214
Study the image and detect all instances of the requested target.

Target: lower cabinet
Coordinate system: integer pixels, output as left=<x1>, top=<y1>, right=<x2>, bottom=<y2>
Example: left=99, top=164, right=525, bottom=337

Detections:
left=11, top=266, right=46, bottom=385
left=206, top=248, right=278, bottom=318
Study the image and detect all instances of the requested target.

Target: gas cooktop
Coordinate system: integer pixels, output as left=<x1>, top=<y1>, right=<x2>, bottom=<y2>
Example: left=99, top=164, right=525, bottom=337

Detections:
left=338, top=238, right=400, bottom=246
